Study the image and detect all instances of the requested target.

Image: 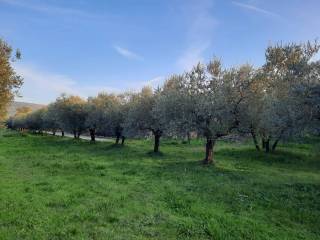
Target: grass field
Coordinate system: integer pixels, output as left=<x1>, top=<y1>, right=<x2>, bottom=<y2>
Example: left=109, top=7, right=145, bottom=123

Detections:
left=0, top=130, right=319, bottom=240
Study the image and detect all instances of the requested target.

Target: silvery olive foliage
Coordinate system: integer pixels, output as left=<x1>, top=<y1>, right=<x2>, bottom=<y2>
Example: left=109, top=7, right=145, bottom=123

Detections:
left=124, top=87, right=161, bottom=136
left=124, top=86, right=165, bottom=152
left=86, top=93, right=127, bottom=142
left=54, top=95, right=88, bottom=138
left=247, top=41, right=320, bottom=151
left=7, top=41, right=320, bottom=163
left=153, top=74, right=196, bottom=139
left=42, top=103, right=61, bottom=134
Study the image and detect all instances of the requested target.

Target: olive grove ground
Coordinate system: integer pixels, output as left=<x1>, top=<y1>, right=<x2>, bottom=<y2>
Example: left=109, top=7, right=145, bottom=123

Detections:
left=0, top=130, right=319, bottom=239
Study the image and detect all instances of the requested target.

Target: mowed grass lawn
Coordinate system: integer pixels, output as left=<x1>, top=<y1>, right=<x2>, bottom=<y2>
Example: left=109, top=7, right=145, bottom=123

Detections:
left=0, top=130, right=319, bottom=240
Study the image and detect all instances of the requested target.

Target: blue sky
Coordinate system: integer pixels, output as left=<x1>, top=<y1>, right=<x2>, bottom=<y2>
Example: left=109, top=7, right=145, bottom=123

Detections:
left=1, top=0, right=319, bottom=104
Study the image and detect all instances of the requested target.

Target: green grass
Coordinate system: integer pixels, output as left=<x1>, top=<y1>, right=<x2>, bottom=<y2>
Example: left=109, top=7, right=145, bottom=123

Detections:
left=0, top=130, right=319, bottom=240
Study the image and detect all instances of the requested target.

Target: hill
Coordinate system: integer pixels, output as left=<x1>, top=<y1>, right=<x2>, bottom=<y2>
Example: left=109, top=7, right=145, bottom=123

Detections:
left=7, top=101, right=45, bottom=117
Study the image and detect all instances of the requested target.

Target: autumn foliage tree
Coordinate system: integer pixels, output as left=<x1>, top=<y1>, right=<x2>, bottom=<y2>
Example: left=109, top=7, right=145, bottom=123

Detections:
left=0, top=38, right=23, bottom=123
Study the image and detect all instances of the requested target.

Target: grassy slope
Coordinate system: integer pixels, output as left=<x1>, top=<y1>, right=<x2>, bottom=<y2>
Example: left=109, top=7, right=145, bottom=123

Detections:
left=0, top=130, right=319, bottom=240
left=7, top=101, right=45, bottom=117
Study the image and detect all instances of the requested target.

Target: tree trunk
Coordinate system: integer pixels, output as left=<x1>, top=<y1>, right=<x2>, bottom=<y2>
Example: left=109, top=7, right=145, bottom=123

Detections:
left=121, top=136, right=125, bottom=145
left=89, top=128, right=95, bottom=142
left=272, top=131, right=284, bottom=152
left=250, top=129, right=260, bottom=151
left=154, top=133, right=161, bottom=153
left=77, top=131, right=81, bottom=139
left=272, top=139, right=280, bottom=152
left=61, top=130, right=64, bottom=137
left=187, top=132, right=191, bottom=144
left=265, top=139, right=270, bottom=153
left=262, top=138, right=266, bottom=149
left=52, top=130, right=56, bottom=136
left=115, top=134, right=120, bottom=144
left=73, top=130, right=77, bottom=139
left=203, top=137, right=215, bottom=165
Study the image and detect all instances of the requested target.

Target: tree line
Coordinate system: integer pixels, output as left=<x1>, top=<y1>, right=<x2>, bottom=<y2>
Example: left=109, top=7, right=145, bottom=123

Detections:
left=6, top=41, right=320, bottom=164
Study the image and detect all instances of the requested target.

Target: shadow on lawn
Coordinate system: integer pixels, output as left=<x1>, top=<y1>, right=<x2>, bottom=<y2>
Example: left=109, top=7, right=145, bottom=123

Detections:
left=26, top=133, right=320, bottom=173
left=218, top=147, right=320, bottom=169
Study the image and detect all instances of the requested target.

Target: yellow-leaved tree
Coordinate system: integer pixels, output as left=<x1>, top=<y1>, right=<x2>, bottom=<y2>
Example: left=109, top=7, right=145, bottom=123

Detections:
left=0, top=38, right=23, bottom=123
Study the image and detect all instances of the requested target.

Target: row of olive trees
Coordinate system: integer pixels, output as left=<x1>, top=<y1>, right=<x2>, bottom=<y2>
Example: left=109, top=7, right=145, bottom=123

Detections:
left=7, top=41, right=320, bottom=164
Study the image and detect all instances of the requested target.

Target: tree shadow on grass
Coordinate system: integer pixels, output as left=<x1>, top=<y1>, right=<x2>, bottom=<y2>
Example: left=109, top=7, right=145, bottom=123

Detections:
left=217, top=147, right=320, bottom=170
left=147, top=145, right=320, bottom=182
left=27, top=134, right=320, bottom=173
left=147, top=151, right=165, bottom=157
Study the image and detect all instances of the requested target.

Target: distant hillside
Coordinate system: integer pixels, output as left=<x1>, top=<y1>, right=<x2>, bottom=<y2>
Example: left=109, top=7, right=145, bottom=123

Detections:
left=8, top=101, right=46, bottom=117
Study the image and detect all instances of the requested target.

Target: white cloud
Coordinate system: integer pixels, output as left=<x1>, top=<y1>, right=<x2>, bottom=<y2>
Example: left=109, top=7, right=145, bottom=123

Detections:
left=14, top=63, right=164, bottom=104
left=141, top=76, right=165, bottom=88
left=113, top=45, right=143, bottom=60
left=176, top=0, right=218, bottom=71
left=177, top=45, right=209, bottom=71
left=232, top=1, right=280, bottom=18
left=14, top=63, right=119, bottom=104
left=124, top=76, right=165, bottom=92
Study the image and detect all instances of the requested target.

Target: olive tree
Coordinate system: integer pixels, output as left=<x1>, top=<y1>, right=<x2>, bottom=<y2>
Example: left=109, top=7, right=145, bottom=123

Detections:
left=294, top=61, right=320, bottom=135
left=55, top=95, right=87, bottom=139
left=160, top=60, right=254, bottom=164
left=124, top=87, right=165, bottom=153
left=237, top=70, right=266, bottom=151
left=24, top=108, right=46, bottom=133
left=106, top=93, right=128, bottom=145
left=153, top=74, right=196, bottom=142
left=43, top=103, right=62, bottom=136
left=86, top=94, right=107, bottom=142
left=254, top=41, right=320, bottom=152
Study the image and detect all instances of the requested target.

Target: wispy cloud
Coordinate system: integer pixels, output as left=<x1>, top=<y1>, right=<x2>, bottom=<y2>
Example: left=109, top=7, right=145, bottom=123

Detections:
left=232, top=1, right=280, bottom=18
left=177, top=45, right=209, bottom=72
left=176, top=0, right=218, bottom=71
left=14, top=63, right=163, bottom=104
left=0, top=0, right=102, bottom=20
left=141, top=76, right=165, bottom=88
left=113, top=45, right=143, bottom=61
left=124, top=76, right=165, bottom=92
left=14, top=63, right=119, bottom=104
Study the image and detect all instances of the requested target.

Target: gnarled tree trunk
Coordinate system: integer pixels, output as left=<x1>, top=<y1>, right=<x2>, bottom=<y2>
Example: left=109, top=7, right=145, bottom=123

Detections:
left=265, top=139, right=270, bottom=153
left=272, top=131, right=284, bottom=152
left=250, top=129, right=260, bottom=151
left=262, top=138, right=266, bottom=149
left=89, top=128, right=95, bottom=142
left=203, top=137, right=215, bottom=165
left=61, top=130, right=64, bottom=137
left=115, top=126, right=123, bottom=145
left=115, top=134, right=120, bottom=144
left=153, top=131, right=162, bottom=153
left=121, top=136, right=126, bottom=145
left=272, top=139, right=280, bottom=152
